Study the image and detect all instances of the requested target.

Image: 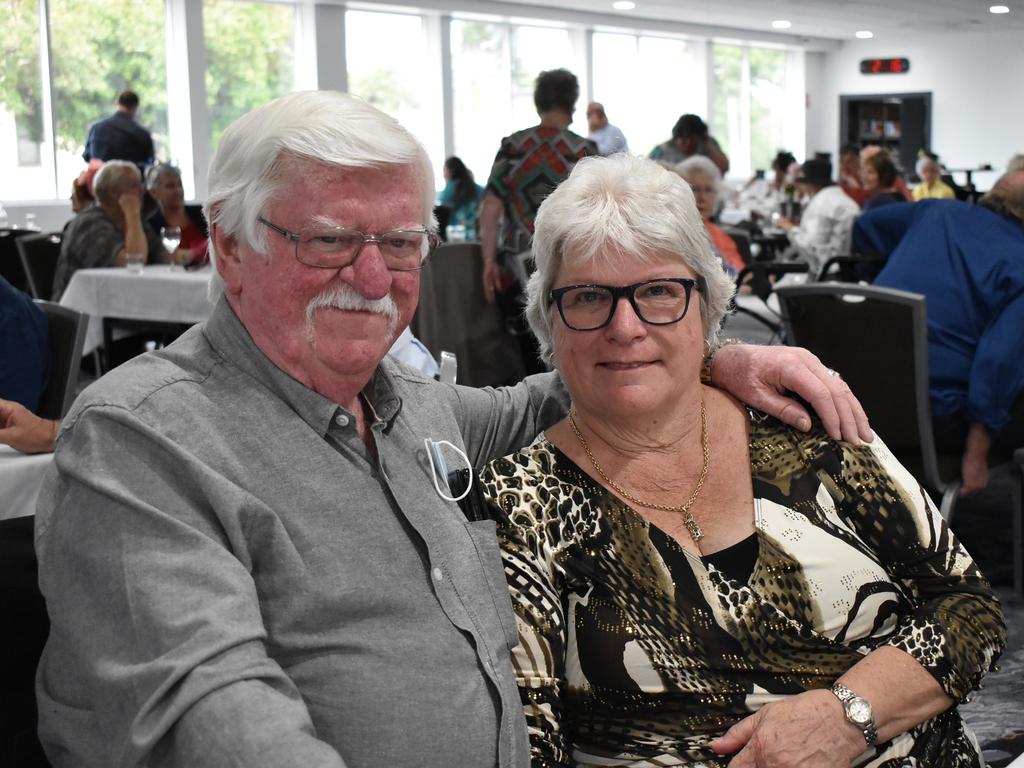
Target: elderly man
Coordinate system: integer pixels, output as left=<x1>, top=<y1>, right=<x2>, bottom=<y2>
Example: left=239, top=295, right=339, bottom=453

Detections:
left=35, top=91, right=869, bottom=768
left=82, top=89, right=155, bottom=169
left=52, top=160, right=165, bottom=299
left=649, top=113, right=729, bottom=175
left=585, top=101, right=628, bottom=155
left=858, top=170, right=1024, bottom=494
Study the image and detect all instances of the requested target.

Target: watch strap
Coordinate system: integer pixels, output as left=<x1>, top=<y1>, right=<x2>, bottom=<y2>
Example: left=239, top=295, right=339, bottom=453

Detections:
left=831, top=683, right=878, bottom=747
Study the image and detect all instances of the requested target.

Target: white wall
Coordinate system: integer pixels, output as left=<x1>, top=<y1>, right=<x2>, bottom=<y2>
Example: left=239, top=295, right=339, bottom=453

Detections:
left=807, top=30, right=1024, bottom=190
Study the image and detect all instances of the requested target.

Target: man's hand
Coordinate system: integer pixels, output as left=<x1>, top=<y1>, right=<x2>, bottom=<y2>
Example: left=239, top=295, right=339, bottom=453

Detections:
left=118, top=191, right=143, bottom=219
left=0, top=399, right=59, bottom=454
left=711, top=345, right=872, bottom=444
left=710, top=690, right=866, bottom=768
left=776, top=216, right=795, bottom=231
left=482, top=258, right=502, bottom=304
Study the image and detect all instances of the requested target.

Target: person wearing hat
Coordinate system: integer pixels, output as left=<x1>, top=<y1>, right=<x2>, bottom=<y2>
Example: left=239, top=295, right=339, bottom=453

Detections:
left=777, top=156, right=861, bottom=277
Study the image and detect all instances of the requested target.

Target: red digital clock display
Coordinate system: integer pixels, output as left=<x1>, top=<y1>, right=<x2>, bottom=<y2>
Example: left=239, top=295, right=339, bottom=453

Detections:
left=860, top=58, right=910, bottom=74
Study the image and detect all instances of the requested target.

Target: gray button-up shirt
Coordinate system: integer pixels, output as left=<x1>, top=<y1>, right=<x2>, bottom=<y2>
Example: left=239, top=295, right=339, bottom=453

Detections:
left=35, top=298, right=568, bottom=768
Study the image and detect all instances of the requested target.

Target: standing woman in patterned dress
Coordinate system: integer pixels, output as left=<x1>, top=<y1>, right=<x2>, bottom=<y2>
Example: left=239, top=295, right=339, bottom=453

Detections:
left=479, top=153, right=1005, bottom=768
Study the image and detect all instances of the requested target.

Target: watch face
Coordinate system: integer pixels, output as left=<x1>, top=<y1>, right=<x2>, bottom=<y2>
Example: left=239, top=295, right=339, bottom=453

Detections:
left=847, top=698, right=872, bottom=725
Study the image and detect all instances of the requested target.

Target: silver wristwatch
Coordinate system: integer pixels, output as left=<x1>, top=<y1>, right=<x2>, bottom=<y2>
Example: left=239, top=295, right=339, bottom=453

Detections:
left=831, top=682, right=878, bottom=747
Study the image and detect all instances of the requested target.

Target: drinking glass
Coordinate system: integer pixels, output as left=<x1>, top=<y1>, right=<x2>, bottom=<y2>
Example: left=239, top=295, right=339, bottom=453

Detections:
left=161, top=226, right=182, bottom=269
left=125, top=252, right=145, bottom=274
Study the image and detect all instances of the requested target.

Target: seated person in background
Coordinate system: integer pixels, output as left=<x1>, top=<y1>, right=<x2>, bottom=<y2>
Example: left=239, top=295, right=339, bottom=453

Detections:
left=858, top=170, right=1024, bottom=494
left=838, top=143, right=870, bottom=206
left=436, top=156, right=483, bottom=236
left=70, top=159, right=103, bottom=214
left=146, top=163, right=209, bottom=265
left=861, top=147, right=911, bottom=210
left=675, top=155, right=744, bottom=277
left=912, top=155, right=955, bottom=201
left=52, top=160, right=167, bottom=299
left=0, top=277, right=48, bottom=413
left=481, top=153, right=1005, bottom=768
left=586, top=102, right=629, bottom=156
left=777, top=157, right=860, bottom=276
left=33, top=90, right=870, bottom=768
left=739, top=149, right=796, bottom=220
left=650, top=113, right=729, bottom=175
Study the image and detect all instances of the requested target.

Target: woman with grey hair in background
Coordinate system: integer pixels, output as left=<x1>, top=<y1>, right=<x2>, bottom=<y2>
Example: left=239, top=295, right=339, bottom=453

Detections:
left=478, top=153, right=1004, bottom=767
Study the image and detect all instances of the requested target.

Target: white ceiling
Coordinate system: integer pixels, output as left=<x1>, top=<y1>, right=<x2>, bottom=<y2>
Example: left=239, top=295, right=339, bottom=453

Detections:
left=491, top=0, right=1024, bottom=41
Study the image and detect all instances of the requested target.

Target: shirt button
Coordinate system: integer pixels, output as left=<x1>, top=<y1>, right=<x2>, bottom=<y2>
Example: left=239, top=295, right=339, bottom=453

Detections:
left=335, top=413, right=349, bottom=427
left=432, top=567, right=444, bottom=582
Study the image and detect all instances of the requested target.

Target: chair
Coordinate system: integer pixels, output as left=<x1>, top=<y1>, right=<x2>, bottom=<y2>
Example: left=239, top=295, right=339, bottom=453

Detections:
left=33, top=301, right=88, bottom=420
left=775, top=283, right=961, bottom=512
left=411, top=242, right=526, bottom=387
left=816, top=254, right=885, bottom=283
left=16, top=232, right=62, bottom=300
left=0, top=228, right=33, bottom=293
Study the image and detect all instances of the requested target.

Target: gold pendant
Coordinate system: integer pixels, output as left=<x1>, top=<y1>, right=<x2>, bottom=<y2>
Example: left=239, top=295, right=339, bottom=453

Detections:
left=685, top=516, right=704, bottom=542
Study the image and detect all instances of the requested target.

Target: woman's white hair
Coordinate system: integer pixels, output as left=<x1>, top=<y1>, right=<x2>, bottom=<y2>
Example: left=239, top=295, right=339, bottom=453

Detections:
left=204, top=90, right=436, bottom=298
left=1006, top=153, right=1024, bottom=174
left=915, top=155, right=939, bottom=177
left=675, top=154, right=723, bottom=189
left=92, top=160, right=140, bottom=206
left=525, top=153, right=735, bottom=365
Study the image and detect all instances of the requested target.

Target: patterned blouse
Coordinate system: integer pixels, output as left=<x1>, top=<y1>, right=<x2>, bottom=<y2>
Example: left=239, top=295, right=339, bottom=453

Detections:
left=480, top=409, right=1005, bottom=768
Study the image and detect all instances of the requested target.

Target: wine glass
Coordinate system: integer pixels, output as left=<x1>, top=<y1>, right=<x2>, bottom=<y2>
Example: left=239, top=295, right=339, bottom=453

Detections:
left=161, top=226, right=182, bottom=269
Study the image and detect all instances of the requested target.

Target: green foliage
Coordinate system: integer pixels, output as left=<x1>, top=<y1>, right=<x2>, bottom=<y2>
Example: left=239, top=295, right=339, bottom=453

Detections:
left=0, top=0, right=45, bottom=143
left=710, top=44, right=743, bottom=159
left=204, top=0, right=295, bottom=150
left=48, top=0, right=168, bottom=155
left=349, top=68, right=417, bottom=115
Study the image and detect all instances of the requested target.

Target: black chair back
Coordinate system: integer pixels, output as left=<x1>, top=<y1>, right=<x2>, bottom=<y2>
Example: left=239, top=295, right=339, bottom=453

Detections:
left=411, top=242, right=526, bottom=387
left=775, top=283, right=954, bottom=495
left=17, top=232, right=62, bottom=300
left=33, top=301, right=88, bottom=420
left=0, top=228, right=33, bottom=293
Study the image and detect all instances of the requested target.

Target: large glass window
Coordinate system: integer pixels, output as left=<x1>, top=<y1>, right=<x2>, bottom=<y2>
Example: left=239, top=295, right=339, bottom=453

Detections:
left=49, top=0, right=169, bottom=195
left=346, top=9, right=444, bottom=185
left=450, top=20, right=571, bottom=191
left=204, top=0, right=296, bottom=152
left=749, top=47, right=788, bottom=173
left=0, top=0, right=50, bottom=200
left=592, top=32, right=700, bottom=158
left=710, top=43, right=744, bottom=174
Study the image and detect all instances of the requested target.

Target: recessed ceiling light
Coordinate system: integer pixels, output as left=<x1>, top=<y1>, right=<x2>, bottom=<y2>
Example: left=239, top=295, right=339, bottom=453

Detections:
left=855, top=30, right=874, bottom=39
left=989, top=5, right=1010, bottom=13
left=771, top=19, right=792, bottom=29
left=612, top=0, right=636, bottom=9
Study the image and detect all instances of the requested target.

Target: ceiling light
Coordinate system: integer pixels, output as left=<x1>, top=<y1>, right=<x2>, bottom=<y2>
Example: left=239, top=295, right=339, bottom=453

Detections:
left=989, top=5, right=1010, bottom=13
left=771, top=19, right=792, bottom=29
left=612, top=1, right=636, bottom=9
left=855, top=30, right=874, bottom=39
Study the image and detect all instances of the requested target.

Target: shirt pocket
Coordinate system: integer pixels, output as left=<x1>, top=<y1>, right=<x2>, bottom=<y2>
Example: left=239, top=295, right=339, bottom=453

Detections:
left=464, top=519, right=520, bottom=651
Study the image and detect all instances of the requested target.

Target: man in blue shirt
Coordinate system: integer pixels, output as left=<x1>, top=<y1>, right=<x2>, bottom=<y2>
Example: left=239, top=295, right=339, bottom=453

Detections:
left=856, top=170, right=1024, bottom=493
left=0, top=276, right=48, bottom=412
left=82, top=90, right=155, bottom=170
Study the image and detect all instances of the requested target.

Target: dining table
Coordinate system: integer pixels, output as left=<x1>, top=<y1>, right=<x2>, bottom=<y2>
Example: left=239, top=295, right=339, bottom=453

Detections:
left=0, top=444, right=53, bottom=521
left=58, top=264, right=215, bottom=356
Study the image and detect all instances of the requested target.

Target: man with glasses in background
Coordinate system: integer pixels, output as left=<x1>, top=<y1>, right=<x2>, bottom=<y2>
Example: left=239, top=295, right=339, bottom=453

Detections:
left=35, top=90, right=870, bottom=768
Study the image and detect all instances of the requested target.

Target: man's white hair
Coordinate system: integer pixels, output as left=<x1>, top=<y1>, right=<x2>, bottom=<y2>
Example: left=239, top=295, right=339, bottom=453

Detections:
left=204, top=90, right=436, bottom=299
left=93, top=160, right=141, bottom=206
left=1006, top=153, right=1024, bottom=174
left=525, top=153, right=735, bottom=366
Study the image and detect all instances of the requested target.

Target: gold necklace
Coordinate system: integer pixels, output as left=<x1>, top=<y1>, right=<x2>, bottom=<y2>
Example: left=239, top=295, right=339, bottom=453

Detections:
left=568, top=402, right=710, bottom=543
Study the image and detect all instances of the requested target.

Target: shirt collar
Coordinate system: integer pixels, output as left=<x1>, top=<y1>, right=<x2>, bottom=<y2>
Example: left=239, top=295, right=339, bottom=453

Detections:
left=203, top=297, right=402, bottom=437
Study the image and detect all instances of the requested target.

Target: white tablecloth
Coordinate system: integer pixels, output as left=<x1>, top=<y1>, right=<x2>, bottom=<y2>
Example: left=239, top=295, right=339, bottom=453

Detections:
left=0, top=445, right=53, bottom=520
left=59, top=265, right=215, bottom=354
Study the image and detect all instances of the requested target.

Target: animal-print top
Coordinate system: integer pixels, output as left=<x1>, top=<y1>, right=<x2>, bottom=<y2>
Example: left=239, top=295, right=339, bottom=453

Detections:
left=480, top=409, right=1005, bottom=768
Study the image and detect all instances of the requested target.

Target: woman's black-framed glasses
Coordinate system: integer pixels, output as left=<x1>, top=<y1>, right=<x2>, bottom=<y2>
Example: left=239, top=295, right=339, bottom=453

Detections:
left=258, top=216, right=440, bottom=271
left=549, top=277, right=703, bottom=331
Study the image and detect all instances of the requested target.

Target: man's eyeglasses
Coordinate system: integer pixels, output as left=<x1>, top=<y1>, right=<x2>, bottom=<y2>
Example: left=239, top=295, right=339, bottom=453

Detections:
left=549, top=278, right=703, bottom=331
left=258, top=216, right=440, bottom=271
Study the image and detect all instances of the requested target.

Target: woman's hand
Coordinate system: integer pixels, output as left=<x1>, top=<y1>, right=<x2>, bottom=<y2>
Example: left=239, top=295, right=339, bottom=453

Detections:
left=0, top=399, right=59, bottom=454
left=710, top=689, right=867, bottom=768
left=711, top=344, right=873, bottom=444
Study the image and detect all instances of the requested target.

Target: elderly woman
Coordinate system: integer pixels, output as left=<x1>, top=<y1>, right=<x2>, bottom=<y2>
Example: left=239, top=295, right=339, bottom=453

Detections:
left=912, top=155, right=955, bottom=201
left=145, top=163, right=209, bottom=266
left=480, top=154, right=1004, bottom=768
left=676, top=155, right=744, bottom=277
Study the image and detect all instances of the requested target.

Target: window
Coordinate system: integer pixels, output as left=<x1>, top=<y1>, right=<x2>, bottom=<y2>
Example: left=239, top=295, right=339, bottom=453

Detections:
left=710, top=43, right=745, bottom=174
left=204, top=0, right=297, bottom=152
left=592, top=32, right=702, bottom=158
left=346, top=9, right=444, bottom=185
left=450, top=19, right=572, bottom=191
left=50, top=0, right=169, bottom=195
left=749, top=47, right=788, bottom=173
